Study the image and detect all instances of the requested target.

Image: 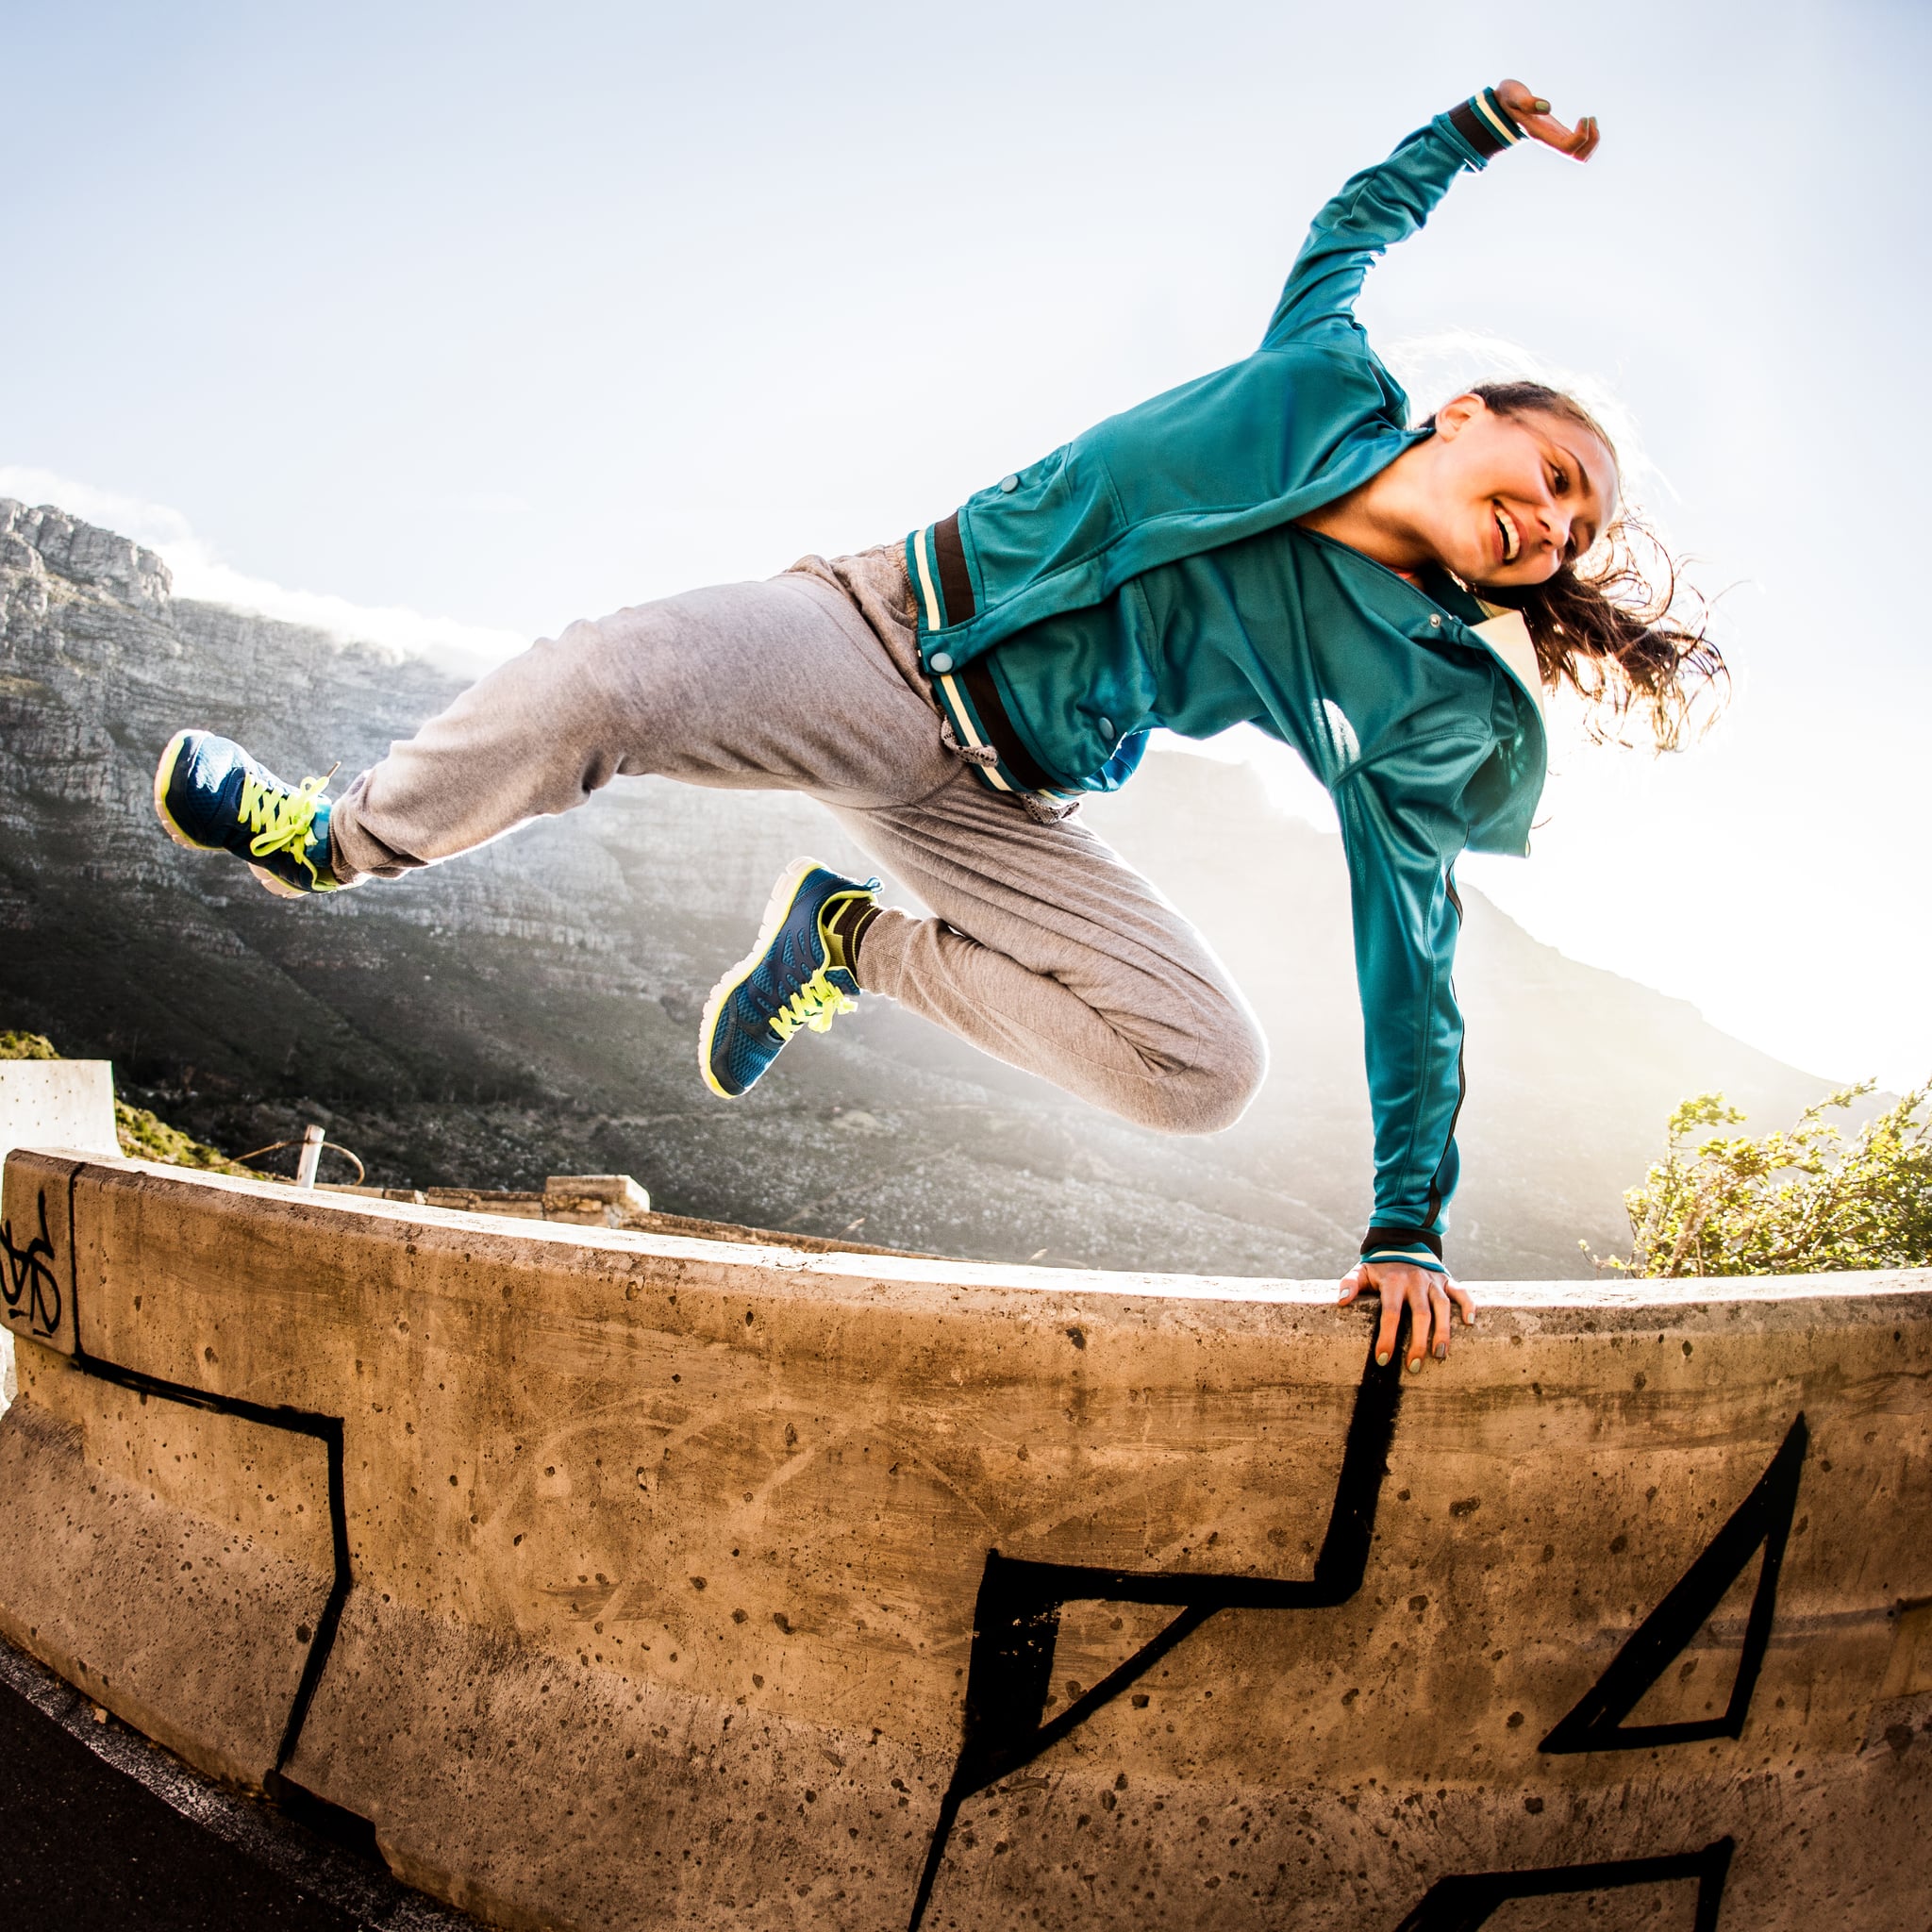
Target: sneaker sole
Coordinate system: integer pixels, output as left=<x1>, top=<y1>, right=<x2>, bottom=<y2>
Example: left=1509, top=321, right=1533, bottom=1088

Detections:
left=247, top=864, right=309, bottom=901
left=697, top=856, right=823, bottom=1101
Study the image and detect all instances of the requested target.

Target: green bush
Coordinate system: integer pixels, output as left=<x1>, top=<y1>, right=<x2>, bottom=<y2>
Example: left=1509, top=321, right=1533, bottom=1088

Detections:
left=1, top=1029, right=246, bottom=1174
left=1606, top=1083, right=1932, bottom=1277
left=111, top=1100, right=249, bottom=1174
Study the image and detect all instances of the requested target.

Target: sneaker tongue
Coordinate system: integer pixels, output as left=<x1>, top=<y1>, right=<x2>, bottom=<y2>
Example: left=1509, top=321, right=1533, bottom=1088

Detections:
left=821, top=896, right=858, bottom=974
left=821, top=892, right=878, bottom=976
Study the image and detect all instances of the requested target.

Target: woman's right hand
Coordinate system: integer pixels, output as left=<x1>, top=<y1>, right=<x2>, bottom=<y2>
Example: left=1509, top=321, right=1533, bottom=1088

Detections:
left=1494, top=80, right=1601, bottom=162
left=1338, top=1257, right=1476, bottom=1374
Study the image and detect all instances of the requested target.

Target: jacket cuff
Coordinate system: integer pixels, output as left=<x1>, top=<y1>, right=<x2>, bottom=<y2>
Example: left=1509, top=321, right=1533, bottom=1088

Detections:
left=1445, top=89, right=1525, bottom=162
left=1363, top=1246, right=1447, bottom=1275
left=1361, top=1225, right=1446, bottom=1274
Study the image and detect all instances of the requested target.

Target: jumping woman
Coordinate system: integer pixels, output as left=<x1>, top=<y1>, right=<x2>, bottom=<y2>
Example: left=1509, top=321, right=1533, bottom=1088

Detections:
left=153, top=78, right=1718, bottom=1374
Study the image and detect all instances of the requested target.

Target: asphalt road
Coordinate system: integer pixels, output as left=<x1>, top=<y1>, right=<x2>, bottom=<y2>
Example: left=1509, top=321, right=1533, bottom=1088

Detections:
left=0, top=1641, right=475, bottom=1932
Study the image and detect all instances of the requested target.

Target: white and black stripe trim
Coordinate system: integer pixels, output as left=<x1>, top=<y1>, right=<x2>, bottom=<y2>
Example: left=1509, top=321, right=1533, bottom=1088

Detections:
left=1447, top=88, right=1524, bottom=160
left=1363, top=1246, right=1448, bottom=1275
left=910, top=525, right=944, bottom=631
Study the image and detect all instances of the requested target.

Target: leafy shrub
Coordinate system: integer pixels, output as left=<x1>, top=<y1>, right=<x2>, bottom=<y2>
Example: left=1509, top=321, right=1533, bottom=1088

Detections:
left=110, top=1100, right=249, bottom=1174
left=1, top=1029, right=245, bottom=1174
left=1606, top=1083, right=1932, bottom=1276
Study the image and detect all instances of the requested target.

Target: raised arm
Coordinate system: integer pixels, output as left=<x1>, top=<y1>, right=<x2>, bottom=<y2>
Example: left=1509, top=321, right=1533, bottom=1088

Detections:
left=1264, top=81, right=1600, bottom=352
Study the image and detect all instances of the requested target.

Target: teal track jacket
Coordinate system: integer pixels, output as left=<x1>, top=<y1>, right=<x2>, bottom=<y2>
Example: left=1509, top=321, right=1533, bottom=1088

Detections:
left=903, top=91, right=1549, bottom=1267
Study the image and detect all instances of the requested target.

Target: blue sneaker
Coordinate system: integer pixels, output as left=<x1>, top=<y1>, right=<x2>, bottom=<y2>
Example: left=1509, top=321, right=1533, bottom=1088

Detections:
left=700, top=858, right=880, bottom=1098
left=153, top=729, right=341, bottom=899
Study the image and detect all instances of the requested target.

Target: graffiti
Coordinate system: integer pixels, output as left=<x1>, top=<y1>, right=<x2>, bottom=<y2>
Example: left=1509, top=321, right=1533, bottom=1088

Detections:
left=906, top=1363, right=1805, bottom=1929
left=5, top=1150, right=1836, bottom=1921
left=0, top=1186, right=62, bottom=1339
left=76, top=1353, right=360, bottom=1838
left=1541, top=1415, right=1807, bottom=1754
left=1392, top=1836, right=1735, bottom=1931
left=907, top=1334, right=1404, bottom=1932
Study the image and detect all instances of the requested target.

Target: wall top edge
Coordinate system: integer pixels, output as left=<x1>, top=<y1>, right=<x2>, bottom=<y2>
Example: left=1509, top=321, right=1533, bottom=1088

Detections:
left=10, top=1146, right=1930, bottom=1317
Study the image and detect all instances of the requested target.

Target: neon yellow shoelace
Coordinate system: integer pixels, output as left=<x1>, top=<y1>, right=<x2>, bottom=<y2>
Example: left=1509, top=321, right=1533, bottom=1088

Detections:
left=240, top=770, right=331, bottom=884
left=769, top=967, right=857, bottom=1041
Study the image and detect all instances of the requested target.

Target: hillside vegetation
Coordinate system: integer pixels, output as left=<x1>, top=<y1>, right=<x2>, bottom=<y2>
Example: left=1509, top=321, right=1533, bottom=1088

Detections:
left=1, top=1029, right=246, bottom=1173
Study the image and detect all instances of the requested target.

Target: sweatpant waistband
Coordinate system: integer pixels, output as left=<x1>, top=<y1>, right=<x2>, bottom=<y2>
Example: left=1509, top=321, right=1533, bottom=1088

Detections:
left=940, top=654, right=1050, bottom=786
left=927, top=649, right=1088, bottom=812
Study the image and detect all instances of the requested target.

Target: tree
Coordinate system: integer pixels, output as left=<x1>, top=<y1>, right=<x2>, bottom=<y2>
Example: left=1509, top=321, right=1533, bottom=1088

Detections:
left=1601, top=1082, right=1932, bottom=1277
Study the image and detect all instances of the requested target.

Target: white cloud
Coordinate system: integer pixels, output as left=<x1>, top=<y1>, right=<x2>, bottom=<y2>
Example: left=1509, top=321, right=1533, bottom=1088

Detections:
left=0, top=467, right=525, bottom=675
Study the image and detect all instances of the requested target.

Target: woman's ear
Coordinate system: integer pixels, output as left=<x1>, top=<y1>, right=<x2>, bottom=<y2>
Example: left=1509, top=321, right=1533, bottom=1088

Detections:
left=1431, top=393, right=1488, bottom=441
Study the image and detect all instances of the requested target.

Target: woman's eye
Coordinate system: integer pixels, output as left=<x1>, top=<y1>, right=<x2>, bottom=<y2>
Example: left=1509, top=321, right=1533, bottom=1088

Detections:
left=1550, top=466, right=1569, bottom=493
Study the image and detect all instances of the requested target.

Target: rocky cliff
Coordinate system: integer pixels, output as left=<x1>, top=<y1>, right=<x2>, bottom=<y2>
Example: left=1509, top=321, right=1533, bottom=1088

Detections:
left=0, top=499, right=1831, bottom=1275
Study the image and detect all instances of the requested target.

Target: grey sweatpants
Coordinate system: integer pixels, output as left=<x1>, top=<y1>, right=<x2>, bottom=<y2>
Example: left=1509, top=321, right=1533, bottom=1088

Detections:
left=330, top=547, right=1265, bottom=1136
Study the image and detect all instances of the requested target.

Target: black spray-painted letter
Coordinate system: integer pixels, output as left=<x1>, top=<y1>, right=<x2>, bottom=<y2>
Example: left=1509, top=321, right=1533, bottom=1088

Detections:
left=0, top=1187, right=61, bottom=1339
left=1541, top=1415, right=1807, bottom=1754
left=1393, top=1836, right=1734, bottom=1931
left=908, top=1332, right=1405, bottom=1932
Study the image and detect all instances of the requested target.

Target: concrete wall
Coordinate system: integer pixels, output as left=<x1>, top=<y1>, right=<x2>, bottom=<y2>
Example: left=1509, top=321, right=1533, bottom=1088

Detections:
left=1, top=1145, right=1927, bottom=1931
left=0, top=1061, right=117, bottom=1410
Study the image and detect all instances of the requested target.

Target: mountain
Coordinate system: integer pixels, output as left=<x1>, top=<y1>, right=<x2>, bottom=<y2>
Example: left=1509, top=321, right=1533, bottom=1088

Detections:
left=0, top=498, right=1835, bottom=1277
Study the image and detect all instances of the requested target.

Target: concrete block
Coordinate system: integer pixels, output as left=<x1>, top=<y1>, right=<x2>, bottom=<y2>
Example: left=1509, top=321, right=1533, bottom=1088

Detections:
left=0, top=1144, right=1926, bottom=1931
left=423, top=1189, right=546, bottom=1220
left=1, top=1151, right=85, bottom=1357
left=0, top=1342, right=335, bottom=1790
left=0, top=1059, right=119, bottom=1167
left=0, top=1062, right=118, bottom=1408
left=542, top=1174, right=652, bottom=1224
left=544, top=1174, right=651, bottom=1209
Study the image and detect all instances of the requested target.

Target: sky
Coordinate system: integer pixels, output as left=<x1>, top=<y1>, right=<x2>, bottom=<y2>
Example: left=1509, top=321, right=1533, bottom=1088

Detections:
left=3, top=0, right=1927, bottom=1091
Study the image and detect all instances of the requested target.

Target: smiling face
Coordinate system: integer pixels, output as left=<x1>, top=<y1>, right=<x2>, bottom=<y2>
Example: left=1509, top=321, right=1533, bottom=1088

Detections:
left=1424, top=393, right=1620, bottom=589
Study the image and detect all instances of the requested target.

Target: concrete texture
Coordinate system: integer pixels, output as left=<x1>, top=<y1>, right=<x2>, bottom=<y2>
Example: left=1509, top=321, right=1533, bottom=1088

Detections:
left=0, top=1381, right=334, bottom=1789
left=0, top=1061, right=118, bottom=1164
left=1, top=1144, right=1927, bottom=1931
left=0, top=1061, right=117, bottom=1408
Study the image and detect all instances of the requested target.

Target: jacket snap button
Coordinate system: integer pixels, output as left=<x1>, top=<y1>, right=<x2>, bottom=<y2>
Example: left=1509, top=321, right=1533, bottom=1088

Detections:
left=1428, top=614, right=1441, bottom=626
left=1098, top=717, right=1114, bottom=739
left=929, top=651, right=954, bottom=675
left=999, top=474, right=1020, bottom=493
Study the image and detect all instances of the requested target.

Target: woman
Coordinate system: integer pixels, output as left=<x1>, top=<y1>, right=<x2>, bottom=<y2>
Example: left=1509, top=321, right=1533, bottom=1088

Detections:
left=153, top=79, right=1718, bottom=1374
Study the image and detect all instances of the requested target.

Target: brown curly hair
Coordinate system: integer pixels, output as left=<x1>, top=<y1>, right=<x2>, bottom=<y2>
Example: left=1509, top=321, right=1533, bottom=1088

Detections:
left=1438, top=380, right=1727, bottom=750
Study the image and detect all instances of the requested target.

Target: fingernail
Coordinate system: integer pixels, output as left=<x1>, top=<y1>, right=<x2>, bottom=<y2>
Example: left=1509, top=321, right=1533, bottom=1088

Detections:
left=1435, top=1344, right=1447, bottom=1360
left=1533, top=98, right=1550, bottom=112
left=1407, top=1357, right=1422, bottom=1374
left=1376, top=1352, right=1391, bottom=1367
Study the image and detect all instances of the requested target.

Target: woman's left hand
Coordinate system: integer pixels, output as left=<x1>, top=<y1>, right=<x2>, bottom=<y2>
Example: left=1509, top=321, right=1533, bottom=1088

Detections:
left=1494, top=79, right=1601, bottom=162
left=1338, top=1258, right=1476, bottom=1372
